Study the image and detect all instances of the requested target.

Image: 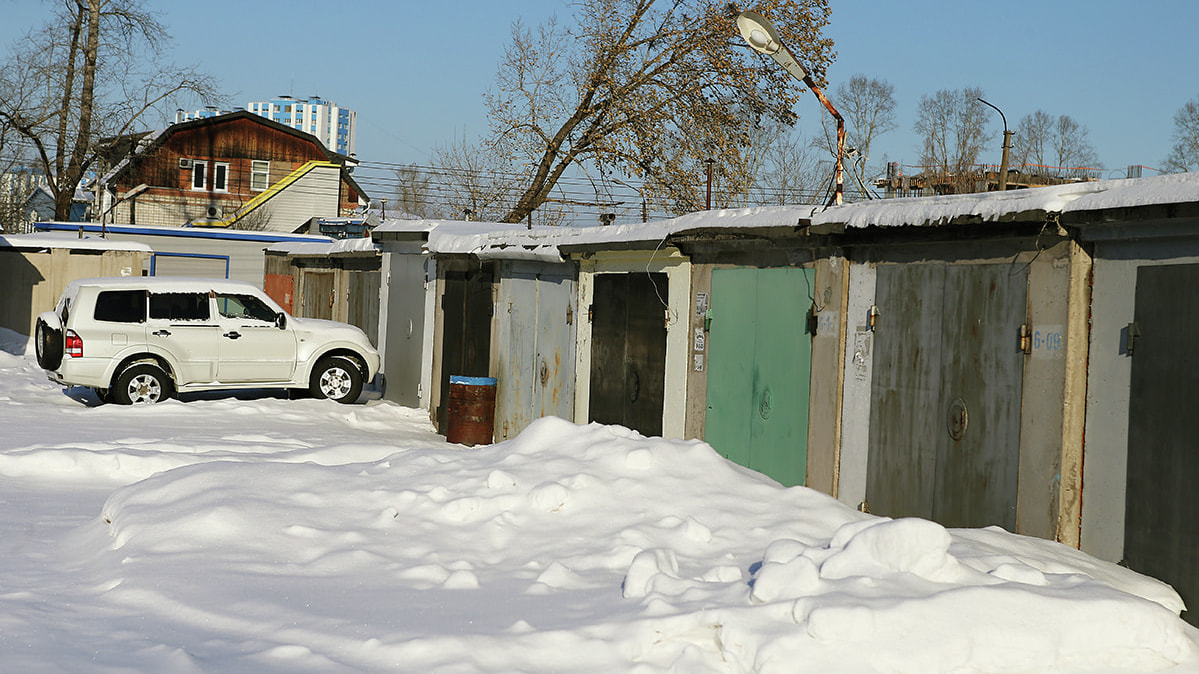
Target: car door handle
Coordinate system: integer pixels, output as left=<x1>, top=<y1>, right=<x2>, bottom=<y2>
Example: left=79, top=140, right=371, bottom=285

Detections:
left=223, top=331, right=241, bottom=340
left=152, top=329, right=171, bottom=337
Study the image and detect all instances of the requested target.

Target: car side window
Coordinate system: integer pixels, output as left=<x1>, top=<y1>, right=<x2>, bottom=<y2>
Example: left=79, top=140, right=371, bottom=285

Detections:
left=216, top=293, right=277, bottom=323
left=149, top=293, right=210, bottom=321
left=93, top=290, right=146, bottom=324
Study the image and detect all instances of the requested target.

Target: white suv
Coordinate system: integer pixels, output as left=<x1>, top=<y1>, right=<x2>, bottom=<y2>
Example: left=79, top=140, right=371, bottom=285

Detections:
left=35, top=277, right=380, bottom=405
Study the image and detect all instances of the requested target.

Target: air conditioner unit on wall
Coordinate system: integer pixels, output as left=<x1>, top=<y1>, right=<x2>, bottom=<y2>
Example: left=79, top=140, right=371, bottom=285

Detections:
left=179, top=158, right=193, bottom=169
left=206, top=205, right=222, bottom=219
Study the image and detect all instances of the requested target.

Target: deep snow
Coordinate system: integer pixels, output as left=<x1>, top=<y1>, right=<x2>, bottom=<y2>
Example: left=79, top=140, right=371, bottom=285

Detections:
left=0, top=326, right=1196, bottom=673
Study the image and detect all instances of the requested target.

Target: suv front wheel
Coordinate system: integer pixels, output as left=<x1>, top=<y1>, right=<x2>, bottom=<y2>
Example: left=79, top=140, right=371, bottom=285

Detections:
left=310, top=355, right=363, bottom=404
left=114, top=362, right=174, bottom=405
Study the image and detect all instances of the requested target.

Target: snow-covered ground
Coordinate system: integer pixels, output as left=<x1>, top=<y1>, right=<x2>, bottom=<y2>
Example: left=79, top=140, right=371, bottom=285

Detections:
left=1, top=326, right=1195, bottom=673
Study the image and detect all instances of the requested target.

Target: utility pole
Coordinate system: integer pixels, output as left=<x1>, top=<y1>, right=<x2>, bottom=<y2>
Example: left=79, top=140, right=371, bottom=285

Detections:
left=705, top=158, right=715, bottom=209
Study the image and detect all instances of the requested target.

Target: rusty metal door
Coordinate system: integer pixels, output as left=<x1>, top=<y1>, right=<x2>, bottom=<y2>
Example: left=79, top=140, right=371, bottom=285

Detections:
left=301, top=271, right=335, bottom=320
left=1125, top=263, right=1199, bottom=625
left=867, top=262, right=1025, bottom=530
left=264, top=273, right=295, bottom=315
left=589, top=272, right=667, bottom=437
left=496, top=265, right=576, bottom=439
left=437, top=267, right=493, bottom=431
left=704, top=267, right=813, bottom=487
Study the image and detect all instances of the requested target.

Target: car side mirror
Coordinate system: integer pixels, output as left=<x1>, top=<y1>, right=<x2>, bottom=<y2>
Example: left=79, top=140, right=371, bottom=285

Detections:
left=275, top=312, right=287, bottom=329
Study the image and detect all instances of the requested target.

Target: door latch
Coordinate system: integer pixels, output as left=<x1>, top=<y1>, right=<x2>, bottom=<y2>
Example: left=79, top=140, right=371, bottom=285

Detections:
left=1125, top=322, right=1141, bottom=356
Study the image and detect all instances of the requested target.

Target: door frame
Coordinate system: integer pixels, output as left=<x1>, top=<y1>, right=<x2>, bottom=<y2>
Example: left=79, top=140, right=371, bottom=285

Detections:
left=571, top=248, right=691, bottom=438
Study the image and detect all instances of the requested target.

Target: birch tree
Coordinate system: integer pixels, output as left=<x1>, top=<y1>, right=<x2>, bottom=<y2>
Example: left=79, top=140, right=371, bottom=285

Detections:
left=0, top=0, right=216, bottom=221
left=1012, top=110, right=1099, bottom=177
left=1165, top=94, right=1199, bottom=173
left=913, top=87, right=990, bottom=189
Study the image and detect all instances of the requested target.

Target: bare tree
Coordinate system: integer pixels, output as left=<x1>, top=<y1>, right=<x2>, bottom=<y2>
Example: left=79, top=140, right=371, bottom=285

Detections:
left=913, top=87, right=989, bottom=191
left=811, top=75, right=896, bottom=199
left=836, top=76, right=897, bottom=161
left=1012, top=109, right=1052, bottom=170
left=1165, top=94, right=1199, bottom=173
left=750, top=126, right=824, bottom=205
left=391, top=164, right=442, bottom=219
left=1012, top=110, right=1099, bottom=178
left=228, top=203, right=273, bottom=232
left=431, top=134, right=521, bottom=223
left=484, top=0, right=834, bottom=223
left=0, top=0, right=216, bottom=221
left=1052, top=115, right=1098, bottom=172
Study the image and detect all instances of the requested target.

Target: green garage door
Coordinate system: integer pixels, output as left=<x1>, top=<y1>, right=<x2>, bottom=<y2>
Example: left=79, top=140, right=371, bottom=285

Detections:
left=704, top=267, right=814, bottom=487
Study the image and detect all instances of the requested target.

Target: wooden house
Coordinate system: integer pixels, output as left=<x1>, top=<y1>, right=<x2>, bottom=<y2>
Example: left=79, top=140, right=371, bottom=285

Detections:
left=98, top=111, right=367, bottom=233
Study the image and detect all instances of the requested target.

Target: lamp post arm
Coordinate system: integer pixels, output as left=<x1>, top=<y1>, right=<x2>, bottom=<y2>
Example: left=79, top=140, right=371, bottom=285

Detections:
left=804, top=77, right=845, bottom=206
left=977, top=97, right=1011, bottom=191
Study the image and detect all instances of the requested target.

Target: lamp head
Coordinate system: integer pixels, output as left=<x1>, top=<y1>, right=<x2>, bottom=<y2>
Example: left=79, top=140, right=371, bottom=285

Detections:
left=736, top=11, right=782, bottom=55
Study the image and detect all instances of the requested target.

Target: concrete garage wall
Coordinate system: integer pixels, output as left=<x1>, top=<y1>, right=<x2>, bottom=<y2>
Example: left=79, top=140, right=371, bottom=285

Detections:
left=1080, top=239, right=1199, bottom=562
left=0, top=238, right=148, bottom=337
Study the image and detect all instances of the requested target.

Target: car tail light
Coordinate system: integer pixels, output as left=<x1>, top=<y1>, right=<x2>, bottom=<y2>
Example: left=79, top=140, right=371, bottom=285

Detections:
left=65, top=329, right=83, bottom=358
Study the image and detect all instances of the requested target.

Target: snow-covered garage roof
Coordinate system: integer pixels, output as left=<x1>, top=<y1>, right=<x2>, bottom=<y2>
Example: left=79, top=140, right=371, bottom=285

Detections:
left=0, top=233, right=152, bottom=253
left=370, top=172, right=1199, bottom=261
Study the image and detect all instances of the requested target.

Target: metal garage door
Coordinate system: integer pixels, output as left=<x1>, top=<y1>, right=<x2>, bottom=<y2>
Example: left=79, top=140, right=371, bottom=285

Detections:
left=704, top=267, right=813, bottom=487
left=589, top=272, right=667, bottom=437
left=866, top=262, right=1026, bottom=529
left=1125, top=263, right=1199, bottom=625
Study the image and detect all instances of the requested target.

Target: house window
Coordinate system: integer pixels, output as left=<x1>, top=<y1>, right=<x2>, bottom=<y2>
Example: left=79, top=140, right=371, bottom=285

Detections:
left=190, top=161, right=207, bottom=190
left=251, top=160, right=270, bottom=191
left=213, top=163, right=229, bottom=192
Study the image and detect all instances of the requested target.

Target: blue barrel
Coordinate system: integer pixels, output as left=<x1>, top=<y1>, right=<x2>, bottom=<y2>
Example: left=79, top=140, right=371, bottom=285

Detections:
left=445, top=376, right=497, bottom=446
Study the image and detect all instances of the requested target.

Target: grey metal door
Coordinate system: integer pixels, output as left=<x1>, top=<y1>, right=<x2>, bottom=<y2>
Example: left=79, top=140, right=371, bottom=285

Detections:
left=867, top=262, right=1026, bottom=530
left=589, top=272, right=667, bottom=437
left=1125, top=263, right=1199, bottom=625
left=382, top=254, right=428, bottom=407
left=866, top=263, right=944, bottom=519
left=497, top=266, right=576, bottom=440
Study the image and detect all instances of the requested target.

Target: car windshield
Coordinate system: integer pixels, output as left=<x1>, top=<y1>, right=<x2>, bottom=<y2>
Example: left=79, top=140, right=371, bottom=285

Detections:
left=215, top=294, right=277, bottom=323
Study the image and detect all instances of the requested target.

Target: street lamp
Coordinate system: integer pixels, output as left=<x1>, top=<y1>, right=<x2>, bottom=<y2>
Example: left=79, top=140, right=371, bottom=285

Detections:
left=977, top=97, right=1012, bottom=191
left=736, top=10, right=844, bottom=206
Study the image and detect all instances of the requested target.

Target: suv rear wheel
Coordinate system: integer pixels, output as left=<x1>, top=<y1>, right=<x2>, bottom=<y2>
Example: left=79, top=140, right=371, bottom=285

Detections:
left=309, top=355, right=363, bottom=404
left=35, top=318, right=63, bottom=370
left=113, top=362, right=174, bottom=405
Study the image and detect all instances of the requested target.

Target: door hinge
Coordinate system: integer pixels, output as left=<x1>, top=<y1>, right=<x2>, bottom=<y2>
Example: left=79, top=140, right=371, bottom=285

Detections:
left=588, top=304, right=594, bottom=323
left=1018, top=323, right=1032, bottom=354
left=566, top=303, right=573, bottom=325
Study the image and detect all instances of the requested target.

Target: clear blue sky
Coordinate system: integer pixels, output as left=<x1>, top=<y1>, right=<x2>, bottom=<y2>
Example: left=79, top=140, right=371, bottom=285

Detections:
left=2, top=0, right=1195, bottom=181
